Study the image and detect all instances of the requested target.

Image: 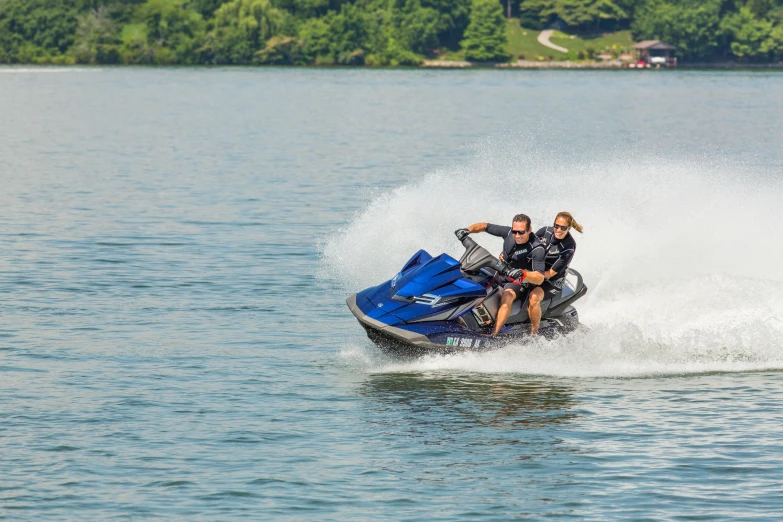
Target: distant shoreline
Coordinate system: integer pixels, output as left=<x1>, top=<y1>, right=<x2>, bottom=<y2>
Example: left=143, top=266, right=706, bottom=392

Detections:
left=2, top=62, right=783, bottom=71
left=422, top=60, right=783, bottom=70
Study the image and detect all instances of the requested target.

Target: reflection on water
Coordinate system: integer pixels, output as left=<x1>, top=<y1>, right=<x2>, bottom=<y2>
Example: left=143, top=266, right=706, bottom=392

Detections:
left=360, top=373, right=579, bottom=434
left=354, top=373, right=586, bottom=504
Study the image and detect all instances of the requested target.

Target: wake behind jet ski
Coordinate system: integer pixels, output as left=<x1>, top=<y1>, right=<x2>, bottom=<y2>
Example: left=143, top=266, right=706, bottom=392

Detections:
left=346, top=231, right=588, bottom=357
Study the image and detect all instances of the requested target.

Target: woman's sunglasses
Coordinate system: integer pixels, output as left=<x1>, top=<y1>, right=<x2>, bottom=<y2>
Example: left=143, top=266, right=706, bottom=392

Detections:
left=553, top=224, right=570, bottom=231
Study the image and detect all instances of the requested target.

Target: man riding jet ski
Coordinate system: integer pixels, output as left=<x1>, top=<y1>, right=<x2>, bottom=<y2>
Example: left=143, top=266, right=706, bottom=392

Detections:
left=345, top=227, right=588, bottom=357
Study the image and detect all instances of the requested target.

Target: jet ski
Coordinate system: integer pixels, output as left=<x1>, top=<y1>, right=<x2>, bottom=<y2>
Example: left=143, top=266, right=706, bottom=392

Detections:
left=346, top=230, right=588, bottom=357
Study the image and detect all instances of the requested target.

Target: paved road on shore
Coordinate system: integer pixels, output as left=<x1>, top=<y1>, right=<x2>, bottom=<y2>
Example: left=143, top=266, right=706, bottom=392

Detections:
left=538, top=30, right=568, bottom=53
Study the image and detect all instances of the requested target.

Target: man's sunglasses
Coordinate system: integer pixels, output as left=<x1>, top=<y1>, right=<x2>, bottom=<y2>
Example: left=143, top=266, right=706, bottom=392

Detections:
left=553, top=224, right=570, bottom=231
left=511, top=229, right=529, bottom=236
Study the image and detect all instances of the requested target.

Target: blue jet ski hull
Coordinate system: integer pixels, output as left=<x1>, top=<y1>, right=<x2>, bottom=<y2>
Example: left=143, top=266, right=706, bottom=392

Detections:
left=346, top=292, right=580, bottom=357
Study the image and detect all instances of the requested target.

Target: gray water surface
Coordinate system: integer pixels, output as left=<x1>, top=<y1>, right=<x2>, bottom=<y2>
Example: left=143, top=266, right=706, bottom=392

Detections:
left=1, top=68, right=783, bottom=520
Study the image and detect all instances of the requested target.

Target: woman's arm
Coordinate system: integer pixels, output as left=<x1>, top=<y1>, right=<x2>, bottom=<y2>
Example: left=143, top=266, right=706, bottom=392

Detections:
left=547, top=248, right=575, bottom=279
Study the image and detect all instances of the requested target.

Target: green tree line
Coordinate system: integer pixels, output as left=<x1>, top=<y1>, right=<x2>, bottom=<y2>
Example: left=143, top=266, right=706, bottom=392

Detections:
left=1, top=0, right=782, bottom=65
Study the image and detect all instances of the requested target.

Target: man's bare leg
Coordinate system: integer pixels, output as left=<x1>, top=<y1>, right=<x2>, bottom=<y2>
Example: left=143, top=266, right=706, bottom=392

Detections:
left=528, top=287, right=544, bottom=334
left=493, top=289, right=517, bottom=336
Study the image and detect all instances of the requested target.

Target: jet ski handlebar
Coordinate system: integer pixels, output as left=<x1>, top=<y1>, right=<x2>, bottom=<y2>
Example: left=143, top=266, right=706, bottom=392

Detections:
left=454, top=228, right=471, bottom=242
left=454, top=229, right=513, bottom=276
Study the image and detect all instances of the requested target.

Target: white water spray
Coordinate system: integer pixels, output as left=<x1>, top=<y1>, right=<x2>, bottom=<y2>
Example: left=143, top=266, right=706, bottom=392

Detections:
left=322, top=138, right=783, bottom=377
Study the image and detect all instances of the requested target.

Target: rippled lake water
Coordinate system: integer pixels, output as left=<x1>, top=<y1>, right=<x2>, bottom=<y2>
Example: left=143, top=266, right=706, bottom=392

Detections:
left=1, top=67, right=783, bottom=520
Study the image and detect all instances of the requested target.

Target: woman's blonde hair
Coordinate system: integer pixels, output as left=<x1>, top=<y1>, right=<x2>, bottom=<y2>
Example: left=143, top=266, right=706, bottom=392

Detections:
left=555, top=212, right=583, bottom=233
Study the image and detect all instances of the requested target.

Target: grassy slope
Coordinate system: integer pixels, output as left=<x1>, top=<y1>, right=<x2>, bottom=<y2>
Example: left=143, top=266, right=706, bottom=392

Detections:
left=506, top=20, right=558, bottom=60
left=438, top=21, right=635, bottom=62
left=549, top=30, right=635, bottom=56
left=438, top=19, right=554, bottom=61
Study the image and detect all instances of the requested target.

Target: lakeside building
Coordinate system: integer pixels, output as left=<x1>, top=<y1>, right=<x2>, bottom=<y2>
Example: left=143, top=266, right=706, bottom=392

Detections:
left=631, top=40, right=677, bottom=68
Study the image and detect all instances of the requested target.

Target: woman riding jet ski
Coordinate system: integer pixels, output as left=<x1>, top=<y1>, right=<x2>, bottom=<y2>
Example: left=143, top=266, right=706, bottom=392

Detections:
left=345, top=229, right=588, bottom=357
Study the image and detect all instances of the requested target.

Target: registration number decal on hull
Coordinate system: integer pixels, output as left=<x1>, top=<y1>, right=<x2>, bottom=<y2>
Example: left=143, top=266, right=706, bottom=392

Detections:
left=446, top=337, right=481, bottom=348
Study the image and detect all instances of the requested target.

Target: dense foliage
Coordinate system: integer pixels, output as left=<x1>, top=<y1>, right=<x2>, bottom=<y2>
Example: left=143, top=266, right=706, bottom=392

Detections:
left=632, top=0, right=783, bottom=61
left=462, top=0, right=508, bottom=60
left=1, top=0, right=782, bottom=64
left=519, top=0, right=628, bottom=32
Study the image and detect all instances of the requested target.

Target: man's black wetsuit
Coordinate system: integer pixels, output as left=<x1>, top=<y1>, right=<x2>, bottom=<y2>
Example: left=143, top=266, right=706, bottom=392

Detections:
left=536, top=226, right=577, bottom=295
left=486, top=223, right=546, bottom=300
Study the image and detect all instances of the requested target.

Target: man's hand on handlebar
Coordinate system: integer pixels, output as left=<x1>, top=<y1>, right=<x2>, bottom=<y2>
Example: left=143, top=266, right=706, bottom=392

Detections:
left=506, top=269, right=527, bottom=283
left=455, top=228, right=470, bottom=241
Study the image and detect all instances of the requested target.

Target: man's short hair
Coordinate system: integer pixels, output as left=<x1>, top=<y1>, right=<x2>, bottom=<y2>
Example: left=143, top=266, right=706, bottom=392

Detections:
left=512, top=214, right=531, bottom=231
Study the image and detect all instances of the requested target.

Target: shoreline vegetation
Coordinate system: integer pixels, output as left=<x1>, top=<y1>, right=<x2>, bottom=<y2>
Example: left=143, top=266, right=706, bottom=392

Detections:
left=2, top=1, right=783, bottom=67
left=422, top=59, right=783, bottom=68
